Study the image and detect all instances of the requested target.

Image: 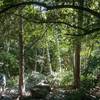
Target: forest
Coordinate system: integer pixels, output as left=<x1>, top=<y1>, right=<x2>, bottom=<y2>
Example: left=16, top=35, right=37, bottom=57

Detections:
left=0, top=0, right=100, bottom=100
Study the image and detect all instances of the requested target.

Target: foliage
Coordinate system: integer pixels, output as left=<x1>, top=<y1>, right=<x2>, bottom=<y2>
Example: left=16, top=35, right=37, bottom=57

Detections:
left=80, top=75, right=97, bottom=91
left=6, top=76, right=18, bottom=88
left=46, top=70, right=73, bottom=87
left=0, top=51, right=18, bottom=77
left=59, top=70, right=74, bottom=86
left=87, top=56, right=100, bottom=74
left=25, top=71, right=46, bottom=90
left=0, top=0, right=100, bottom=98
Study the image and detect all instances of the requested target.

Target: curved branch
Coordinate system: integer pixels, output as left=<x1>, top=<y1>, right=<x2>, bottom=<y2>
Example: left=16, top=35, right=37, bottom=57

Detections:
left=3, top=13, right=88, bottom=39
left=6, top=12, right=100, bottom=36
left=65, top=27, right=100, bottom=36
left=40, top=21, right=85, bottom=31
left=86, top=27, right=100, bottom=35
left=85, top=23, right=100, bottom=29
left=6, top=12, right=85, bottom=31
left=5, top=13, right=100, bottom=37
left=0, top=1, right=100, bottom=18
left=0, top=2, right=47, bottom=14
left=47, top=5, right=100, bottom=18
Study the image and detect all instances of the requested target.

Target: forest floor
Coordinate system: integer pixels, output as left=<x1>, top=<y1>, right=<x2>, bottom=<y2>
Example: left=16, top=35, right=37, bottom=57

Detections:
left=0, top=86, right=100, bottom=100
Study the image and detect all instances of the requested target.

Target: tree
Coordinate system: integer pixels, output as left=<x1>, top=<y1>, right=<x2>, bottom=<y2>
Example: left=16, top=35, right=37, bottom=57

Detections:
left=73, top=0, right=84, bottom=89
left=18, top=8, right=25, bottom=97
left=0, top=0, right=100, bottom=95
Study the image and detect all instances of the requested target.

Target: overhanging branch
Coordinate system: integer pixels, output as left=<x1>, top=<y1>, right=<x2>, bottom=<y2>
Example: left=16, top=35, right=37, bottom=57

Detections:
left=65, top=27, right=100, bottom=36
left=7, top=12, right=85, bottom=31
left=0, top=1, right=100, bottom=18
left=47, top=5, right=100, bottom=18
left=4, top=12, right=100, bottom=36
left=0, top=2, right=47, bottom=14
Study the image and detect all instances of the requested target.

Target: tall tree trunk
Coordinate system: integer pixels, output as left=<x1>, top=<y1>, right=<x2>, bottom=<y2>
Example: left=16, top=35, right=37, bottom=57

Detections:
left=45, top=30, right=52, bottom=74
left=54, top=27, right=62, bottom=72
left=5, top=40, right=11, bottom=77
left=46, top=43, right=52, bottom=74
left=34, top=48, right=37, bottom=71
left=74, top=41, right=81, bottom=88
left=18, top=10, right=25, bottom=97
left=73, top=0, right=84, bottom=89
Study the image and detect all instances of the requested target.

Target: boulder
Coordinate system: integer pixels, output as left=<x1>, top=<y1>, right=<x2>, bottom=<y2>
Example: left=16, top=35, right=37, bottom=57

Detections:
left=30, top=84, right=51, bottom=99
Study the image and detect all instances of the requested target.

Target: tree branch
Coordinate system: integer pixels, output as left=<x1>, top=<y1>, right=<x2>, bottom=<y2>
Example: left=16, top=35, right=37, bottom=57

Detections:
left=4, top=13, right=100, bottom=36
left=5, top=12, right=100, bottom=36
left=7, top=12, right=85, bottom=31
left=0, top=1, right=47, bottom=14
left=65, top=27, right=100, bottom=36
left=0, top=1, right=100, bottom=18
left=47, top=5, right=100, bottom=18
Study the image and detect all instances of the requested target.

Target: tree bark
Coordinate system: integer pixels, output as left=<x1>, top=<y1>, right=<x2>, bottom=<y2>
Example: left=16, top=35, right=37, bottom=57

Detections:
left=74, top=42, right=81, bottom=88
left=73, top=0, right=84, bottom=89
left=34, top=48, right=37, bottom=71
left=18, top=9, right=25, bottom=97
left=46, top=43, right=52, bottom=74
left=54, top=27, right=62, bottom=72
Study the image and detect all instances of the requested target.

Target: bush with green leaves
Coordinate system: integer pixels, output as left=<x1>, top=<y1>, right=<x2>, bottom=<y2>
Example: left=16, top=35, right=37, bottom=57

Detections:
left=82, top=56, right=100, bottom=76
left=6, top=76, right=18, bottom=88
left=80, top=75, right=97, bottom=91
left=60, top=70, right=73, bottom=86
left=46, top=70, right=73, bottom=88
left=0, top=51, right=18, bottom=77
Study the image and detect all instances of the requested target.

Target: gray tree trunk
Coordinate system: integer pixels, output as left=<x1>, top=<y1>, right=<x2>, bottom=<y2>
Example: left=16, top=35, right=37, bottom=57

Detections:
left=18, top=9, right=25, bottom=97
left=34, top=48, right=37, bottom=71
left=46, top=43, right=52, bottom=74
left=54, top=27, right=62, bottom=72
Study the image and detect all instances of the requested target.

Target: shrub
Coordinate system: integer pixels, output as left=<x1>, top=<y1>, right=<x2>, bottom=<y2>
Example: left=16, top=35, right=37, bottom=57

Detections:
left=80, top=75, right=96, bottom=91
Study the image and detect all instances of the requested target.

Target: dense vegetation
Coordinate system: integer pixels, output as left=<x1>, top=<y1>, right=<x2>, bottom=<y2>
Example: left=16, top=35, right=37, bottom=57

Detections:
left=0, top=0, right=100, bottom=100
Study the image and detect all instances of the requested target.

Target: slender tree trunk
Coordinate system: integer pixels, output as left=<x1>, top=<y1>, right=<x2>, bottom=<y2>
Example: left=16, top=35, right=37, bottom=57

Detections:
left=34, top=48, right=37, bottom=71
left=45, top=30, right=52, bottom=74
left=74, top=42, right=81, bottom=88
left=5, top=40, right=11, bottom=77
left=73, top=0, right=84, bottom=89
left=46, top=43, right=52, bottom=74
left=18, top=10, right=25, bottom=97
left=5, top=40, right=10, bottom=52
left=54, top=27, right=62, bottom=72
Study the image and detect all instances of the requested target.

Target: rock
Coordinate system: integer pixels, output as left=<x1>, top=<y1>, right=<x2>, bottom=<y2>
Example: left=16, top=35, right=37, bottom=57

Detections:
left=0, top=95, right=12, bottom=100
left=30, top=84, right=51, bottom=99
